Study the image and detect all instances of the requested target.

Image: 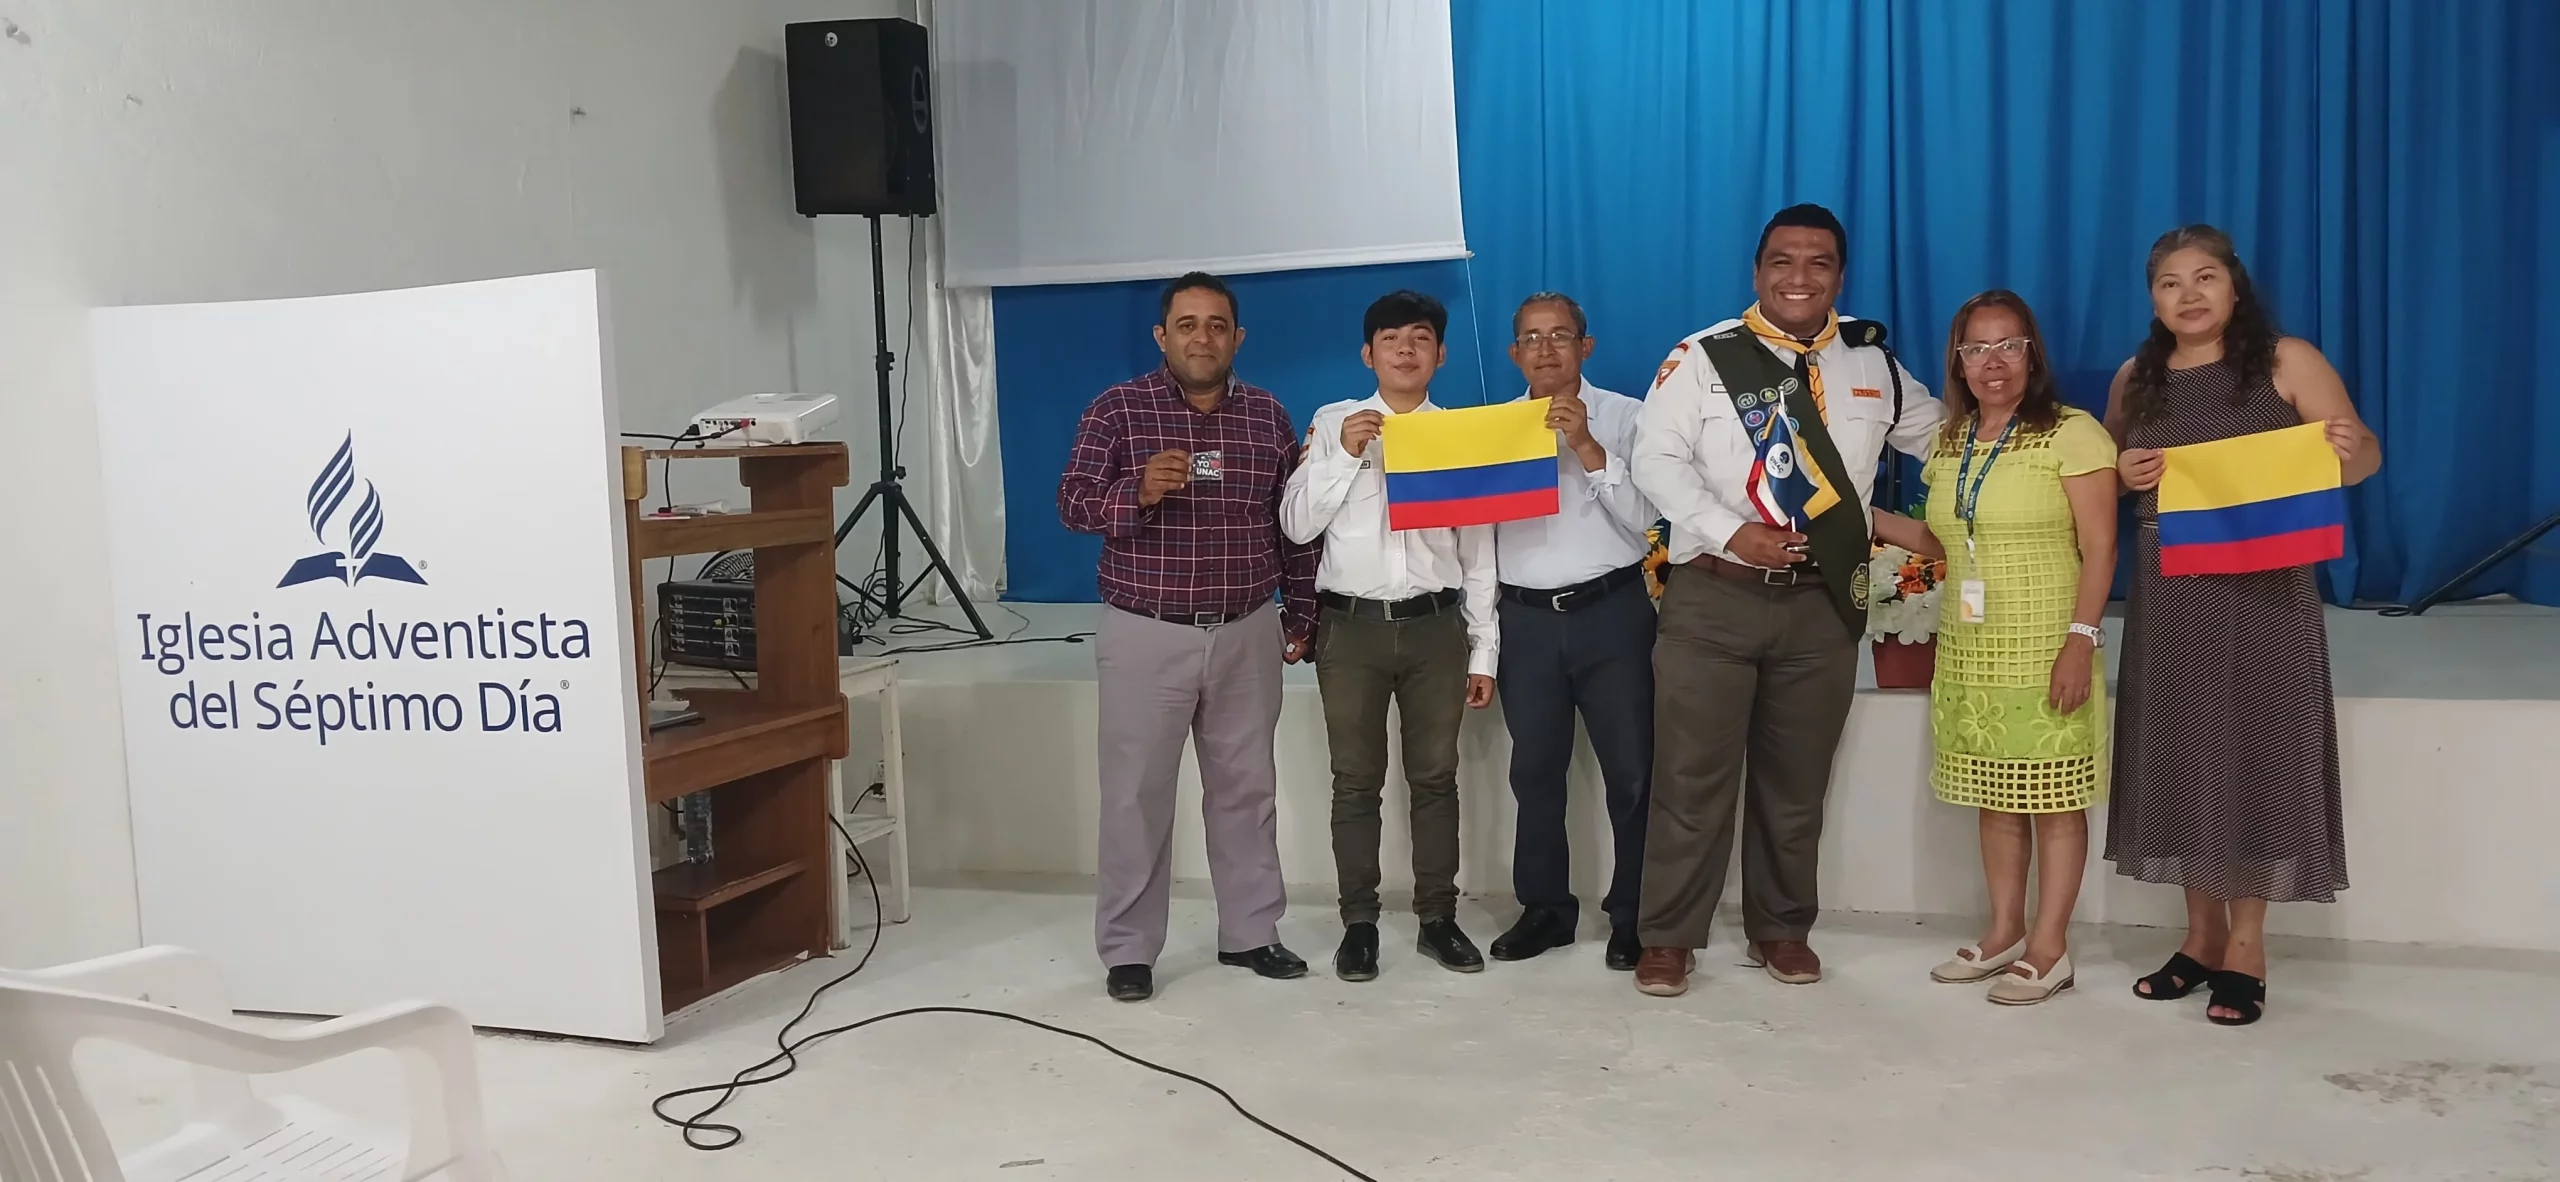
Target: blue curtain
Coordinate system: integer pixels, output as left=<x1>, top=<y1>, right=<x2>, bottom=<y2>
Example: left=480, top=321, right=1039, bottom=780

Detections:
left=995, top=260, right=1501, bottom=603
left=996, top=0, right=2560, bottom=607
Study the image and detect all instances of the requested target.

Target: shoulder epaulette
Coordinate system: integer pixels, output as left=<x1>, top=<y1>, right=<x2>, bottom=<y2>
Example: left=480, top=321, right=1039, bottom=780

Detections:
left=1841, top=320, right=1889, bottom=349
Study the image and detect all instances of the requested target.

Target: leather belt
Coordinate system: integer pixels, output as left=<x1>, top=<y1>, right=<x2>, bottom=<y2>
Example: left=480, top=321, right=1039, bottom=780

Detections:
left=1499, top=562, right=1646, bottom=613
left=1685, top=554, right=1824, bottom=588
left=1117, top=603, right=1261, bottom=628
left=1318, top=587, right=1460, bottom=622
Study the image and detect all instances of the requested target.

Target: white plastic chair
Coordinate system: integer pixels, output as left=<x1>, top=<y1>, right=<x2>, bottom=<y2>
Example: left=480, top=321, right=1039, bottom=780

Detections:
left=0, top=946, right=503, bottom=1181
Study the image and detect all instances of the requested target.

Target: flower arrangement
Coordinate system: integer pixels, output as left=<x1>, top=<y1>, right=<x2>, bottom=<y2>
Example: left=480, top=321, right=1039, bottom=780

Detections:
left=1866, top=542, right=1947, bottom=644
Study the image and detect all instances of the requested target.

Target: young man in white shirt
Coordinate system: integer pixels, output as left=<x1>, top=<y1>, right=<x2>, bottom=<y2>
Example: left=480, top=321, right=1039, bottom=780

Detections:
left=1486, top=293, right=1658, bottom=973
left=1627, top=204, right=1945, bottom=997
left=1281, top=290, right=1500, bottom=981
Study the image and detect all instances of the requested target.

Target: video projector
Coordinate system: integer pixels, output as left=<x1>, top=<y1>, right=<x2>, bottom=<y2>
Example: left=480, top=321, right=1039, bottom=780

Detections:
left=689, top=392, right=840, bottom=446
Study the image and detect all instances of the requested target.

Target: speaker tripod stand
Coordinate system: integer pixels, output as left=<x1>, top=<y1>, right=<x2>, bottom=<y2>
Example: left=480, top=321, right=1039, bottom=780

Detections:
left=834, top=213, right=991, bottom=642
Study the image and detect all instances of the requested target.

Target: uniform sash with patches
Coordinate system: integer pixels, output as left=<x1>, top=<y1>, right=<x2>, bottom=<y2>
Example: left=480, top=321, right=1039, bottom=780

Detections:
left=1696, top=327, right=1872, bottom=634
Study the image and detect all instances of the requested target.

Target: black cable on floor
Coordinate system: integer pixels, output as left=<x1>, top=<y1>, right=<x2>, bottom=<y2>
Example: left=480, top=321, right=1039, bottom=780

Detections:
left=861, top=631, right=1093, bottom=656
left=647, top=821, right=1380, bottom=1181
left=848, top=602, right=1096, bottom=655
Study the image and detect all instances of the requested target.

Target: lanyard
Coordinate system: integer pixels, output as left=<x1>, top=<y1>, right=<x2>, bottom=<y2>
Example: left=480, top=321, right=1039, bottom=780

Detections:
left=1955, top=415, right=2016, bottom=559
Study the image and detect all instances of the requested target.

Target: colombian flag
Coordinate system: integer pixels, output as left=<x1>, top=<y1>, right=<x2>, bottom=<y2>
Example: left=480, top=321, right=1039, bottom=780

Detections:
left=2157, top=421, right=2345, bottom=576
left=1380, top=399, right=1561, bottom=530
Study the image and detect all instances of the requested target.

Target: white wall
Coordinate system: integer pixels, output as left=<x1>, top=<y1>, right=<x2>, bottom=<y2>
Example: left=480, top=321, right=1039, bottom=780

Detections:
left=885, top=628, right=2560, bottom=954
left=0, top=0, right=921, bottom=967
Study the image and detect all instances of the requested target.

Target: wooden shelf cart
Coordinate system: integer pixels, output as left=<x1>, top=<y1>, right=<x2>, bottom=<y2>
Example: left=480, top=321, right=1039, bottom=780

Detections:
left=662, top=653, right=914, bottom=949
left=621, top=443, right=849, bottom=1014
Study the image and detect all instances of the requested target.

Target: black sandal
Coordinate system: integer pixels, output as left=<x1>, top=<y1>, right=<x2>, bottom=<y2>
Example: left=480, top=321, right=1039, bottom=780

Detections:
left=2206, top=970, right=2266, bottom=1026
left=2132, top=952, right=2215, bottom=1000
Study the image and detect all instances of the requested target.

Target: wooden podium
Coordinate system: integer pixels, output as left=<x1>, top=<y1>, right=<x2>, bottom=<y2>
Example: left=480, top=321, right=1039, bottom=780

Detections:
left=620, top=443, right=849, bottom=1013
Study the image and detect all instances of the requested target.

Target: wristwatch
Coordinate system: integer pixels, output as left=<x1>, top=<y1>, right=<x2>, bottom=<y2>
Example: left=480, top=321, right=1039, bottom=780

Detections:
left=2068, top=622, right=2105, bottom=648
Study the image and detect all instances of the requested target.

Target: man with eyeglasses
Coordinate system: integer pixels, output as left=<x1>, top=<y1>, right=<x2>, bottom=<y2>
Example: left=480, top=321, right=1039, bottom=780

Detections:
left=1484, top=293, right=1659, bottom=972
left=1627, top=204, right=1945, bottom=997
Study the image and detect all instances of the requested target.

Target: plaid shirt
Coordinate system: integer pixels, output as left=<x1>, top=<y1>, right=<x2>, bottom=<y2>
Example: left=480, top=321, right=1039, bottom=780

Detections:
left=1057, top=368, right=1319, bottom=638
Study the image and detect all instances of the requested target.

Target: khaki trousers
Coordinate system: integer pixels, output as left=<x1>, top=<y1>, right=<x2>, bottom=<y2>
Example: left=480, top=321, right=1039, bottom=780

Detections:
left=1636, top=567, right=1857, bottom=948
left=1314, top=604, right=1469, bottom=924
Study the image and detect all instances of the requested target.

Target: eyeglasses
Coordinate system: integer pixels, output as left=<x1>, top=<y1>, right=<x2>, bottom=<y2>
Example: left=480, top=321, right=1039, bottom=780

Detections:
left=1514, top=330, right=1582, bottom=351
left=1955, top=337, right=2031, bottom=365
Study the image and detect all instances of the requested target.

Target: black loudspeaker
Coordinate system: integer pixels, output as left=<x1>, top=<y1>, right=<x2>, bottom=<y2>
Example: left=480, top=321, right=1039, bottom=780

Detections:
left=784, top=18, right=936, bottom=217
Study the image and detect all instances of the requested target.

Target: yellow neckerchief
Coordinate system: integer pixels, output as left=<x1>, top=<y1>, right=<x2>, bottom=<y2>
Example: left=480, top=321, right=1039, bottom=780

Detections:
left=1740, top=303, right=1840, bottom=422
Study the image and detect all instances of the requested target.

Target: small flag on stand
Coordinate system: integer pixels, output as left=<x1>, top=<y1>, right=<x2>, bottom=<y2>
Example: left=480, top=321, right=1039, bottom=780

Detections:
left=1380, top=399, right=1560, bottom=530
left=2157, top=421, right=2345, bottom=576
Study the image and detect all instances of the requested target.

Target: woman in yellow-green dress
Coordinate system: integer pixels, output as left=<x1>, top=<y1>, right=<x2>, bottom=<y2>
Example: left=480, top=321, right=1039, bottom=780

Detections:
left=1917, top=291, right=2119, bottom=1006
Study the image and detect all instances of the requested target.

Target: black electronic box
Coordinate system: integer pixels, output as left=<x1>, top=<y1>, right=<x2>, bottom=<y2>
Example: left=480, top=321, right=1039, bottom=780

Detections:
left=660, top=579, right=758, bottom=671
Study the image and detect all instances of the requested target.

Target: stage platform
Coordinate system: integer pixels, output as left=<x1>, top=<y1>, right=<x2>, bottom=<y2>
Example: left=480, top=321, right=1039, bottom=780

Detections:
left=864, top=600, right=2560, bottom=954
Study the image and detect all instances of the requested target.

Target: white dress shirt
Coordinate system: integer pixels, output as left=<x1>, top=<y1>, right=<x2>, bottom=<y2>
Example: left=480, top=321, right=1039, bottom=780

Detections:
left=1281, top=393, right=1501, bottom=677
left=1633, top=316, right=1945, bottom=566
left=1493, top=380, right=1657, bottom=589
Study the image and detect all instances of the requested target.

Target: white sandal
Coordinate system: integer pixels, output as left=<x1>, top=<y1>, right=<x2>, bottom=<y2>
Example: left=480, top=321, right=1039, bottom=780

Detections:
left=1930, top=937, right=2024, bottom=983
left=1986, top=953, right=2075, bottom=1005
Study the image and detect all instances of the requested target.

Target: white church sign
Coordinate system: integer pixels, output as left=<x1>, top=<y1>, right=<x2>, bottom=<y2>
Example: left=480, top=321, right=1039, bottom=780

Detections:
left=90, top=271, right=662, bottom=1041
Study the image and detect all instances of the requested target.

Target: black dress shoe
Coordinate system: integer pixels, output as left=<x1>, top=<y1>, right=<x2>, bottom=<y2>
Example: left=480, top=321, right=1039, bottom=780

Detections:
left=1335, top=922, right=1380, bottom=982
left=1417, top=919, right=1485, bottom=973
left=1217, top=943, right=1309, bottom=979
left=1489, top=909, right=1576, bottom=962
left=1105, top=964, right=1153, bottom=1002
left=1605, top=926, right=1642, bottom=971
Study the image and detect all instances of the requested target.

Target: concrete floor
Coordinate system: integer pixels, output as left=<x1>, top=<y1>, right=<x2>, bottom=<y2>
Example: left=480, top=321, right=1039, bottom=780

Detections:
left=81, top=886, right=2560, bottom=1181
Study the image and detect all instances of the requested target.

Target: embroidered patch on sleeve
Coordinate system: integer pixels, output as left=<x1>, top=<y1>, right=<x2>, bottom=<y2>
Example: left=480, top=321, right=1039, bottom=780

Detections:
left=1654, top=341, right=1691, bottom=389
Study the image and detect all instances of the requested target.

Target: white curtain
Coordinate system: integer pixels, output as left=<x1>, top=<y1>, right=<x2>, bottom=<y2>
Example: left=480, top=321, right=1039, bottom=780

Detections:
left=931, top=0, right=1467, bottom=287
left=910, top=220, right=1005, bottom=601
left=909, top=0, right=1004, bottom=601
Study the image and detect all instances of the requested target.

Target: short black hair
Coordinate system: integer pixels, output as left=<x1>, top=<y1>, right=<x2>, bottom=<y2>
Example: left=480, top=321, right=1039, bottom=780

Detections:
left=1362, top=289, right=1448, bottom=343
left=1512, top=291, right=1587, bottom=338
left=1755, top=203, right=1849, bottom=272
left=1160, top=271, right=1238, bottom=324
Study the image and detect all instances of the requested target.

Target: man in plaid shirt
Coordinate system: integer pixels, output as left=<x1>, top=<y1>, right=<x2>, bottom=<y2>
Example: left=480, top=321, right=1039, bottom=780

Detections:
left=1057, top=272, right=1319, bottom=1002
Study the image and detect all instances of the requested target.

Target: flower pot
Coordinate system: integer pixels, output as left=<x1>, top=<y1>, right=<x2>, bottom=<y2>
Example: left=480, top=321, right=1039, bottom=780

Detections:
left=1871, top=638, right=1937, bottom=690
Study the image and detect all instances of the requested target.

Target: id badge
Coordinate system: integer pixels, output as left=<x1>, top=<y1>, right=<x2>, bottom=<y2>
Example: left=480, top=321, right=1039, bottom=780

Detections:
left=1957, top=579, right=1987, bottom=625
left=1189, top=449, right=1225, bottom=480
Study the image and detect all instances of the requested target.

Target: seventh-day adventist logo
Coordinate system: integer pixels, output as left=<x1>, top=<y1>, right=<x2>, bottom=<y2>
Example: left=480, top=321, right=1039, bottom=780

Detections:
left=278, top=432, right=427, bottom=587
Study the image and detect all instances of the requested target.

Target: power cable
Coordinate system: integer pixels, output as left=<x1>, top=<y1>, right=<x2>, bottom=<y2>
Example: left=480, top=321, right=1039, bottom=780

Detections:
left=647, top=822, right=1380, bottom=1180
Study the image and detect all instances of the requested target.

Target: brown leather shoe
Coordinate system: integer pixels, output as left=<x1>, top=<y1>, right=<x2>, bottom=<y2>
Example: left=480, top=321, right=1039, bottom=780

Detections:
left=1633, top=947, right=1692, bottom=997
left=1747, top=940, right=1822, bottom=984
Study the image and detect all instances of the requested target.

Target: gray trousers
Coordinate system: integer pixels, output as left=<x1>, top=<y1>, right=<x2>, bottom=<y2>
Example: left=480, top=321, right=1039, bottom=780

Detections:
left=1637, top=568, right=1858, bottom=949
left=1094, top=605, right=1288, bottom=967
